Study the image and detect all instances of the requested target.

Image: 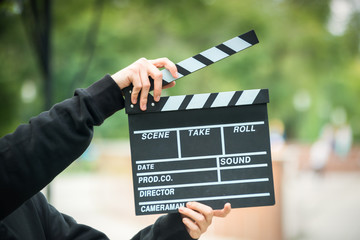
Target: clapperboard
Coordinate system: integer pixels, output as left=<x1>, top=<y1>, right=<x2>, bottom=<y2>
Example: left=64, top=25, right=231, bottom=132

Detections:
left=124, top=30, right=275, bottom=215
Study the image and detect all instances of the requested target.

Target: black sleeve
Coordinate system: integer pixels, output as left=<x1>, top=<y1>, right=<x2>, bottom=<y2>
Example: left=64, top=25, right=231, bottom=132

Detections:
left=131, top=213, right=195, bottom=240
left=30, top=193, right=110, bottom=240
left=0, top=75, right=125, bottom=220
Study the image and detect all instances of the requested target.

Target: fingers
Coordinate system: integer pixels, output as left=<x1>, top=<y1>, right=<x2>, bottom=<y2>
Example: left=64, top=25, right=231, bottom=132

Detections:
left=129, top=58, right=152, bottom=110
left=138, top=61, right=152, bottom=110
left=147, top=63, right=163, bottom=103
left=162, top=81, right=176, bottom=90
left=182, top=217, right=202, bottom=239
left=149, top=57, right=178, bottom=79
left=111, top=57, right=178, bottom=111
left=179, top=202, right=232, bottom=239
left=213, top=203, right=232, bottom=218
left=149, top=57, right=178, bottom=102
left=179, top=202, right=214, bottom=239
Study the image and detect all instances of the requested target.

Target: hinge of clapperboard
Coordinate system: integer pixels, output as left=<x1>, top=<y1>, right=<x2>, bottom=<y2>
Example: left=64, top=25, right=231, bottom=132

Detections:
left=123, top=30, right=261, bottom=114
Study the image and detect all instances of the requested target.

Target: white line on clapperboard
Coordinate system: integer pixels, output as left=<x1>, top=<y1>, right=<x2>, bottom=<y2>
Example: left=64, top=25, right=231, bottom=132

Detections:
left=133, top=121, right=264, bottom=134
left=219, top=126, right=225, bottom=182
left=137, top=178, right=269, bottom=191
left=136, top=163, right=268, bottom=176
left=139, top=193, right=270, bottom=206
left=136, top=151, right=267, bottom=164
left=176, top=129, right=182, bottom=158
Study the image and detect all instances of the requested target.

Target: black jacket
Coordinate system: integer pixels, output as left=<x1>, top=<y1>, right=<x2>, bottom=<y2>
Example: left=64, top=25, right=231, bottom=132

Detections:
left=0, top=75, right=193, bottom=240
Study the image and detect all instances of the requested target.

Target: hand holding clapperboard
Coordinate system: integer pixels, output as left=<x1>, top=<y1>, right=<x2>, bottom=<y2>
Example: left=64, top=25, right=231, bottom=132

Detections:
left=123, top=30, right=275, bottom=215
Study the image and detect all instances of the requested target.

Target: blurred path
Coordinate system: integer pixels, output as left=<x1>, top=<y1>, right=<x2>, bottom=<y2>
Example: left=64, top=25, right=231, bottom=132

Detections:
left=283, top=171, right=360, bottom=240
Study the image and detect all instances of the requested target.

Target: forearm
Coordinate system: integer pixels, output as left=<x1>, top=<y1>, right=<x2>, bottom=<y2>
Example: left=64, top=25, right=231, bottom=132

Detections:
left=131, top=213, right=194, bottom=240
left=0, top=75, right=124, bottom=220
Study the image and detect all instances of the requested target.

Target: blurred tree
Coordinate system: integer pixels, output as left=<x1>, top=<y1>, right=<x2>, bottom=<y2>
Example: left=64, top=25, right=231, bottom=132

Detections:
left=21, top=0, right=53, bottom=112
left=0, top=0, right=39, bottom=136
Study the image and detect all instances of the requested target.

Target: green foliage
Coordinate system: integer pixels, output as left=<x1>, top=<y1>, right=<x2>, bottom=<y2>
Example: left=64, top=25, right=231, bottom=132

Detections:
left=0, top=0, right=359, bottom=142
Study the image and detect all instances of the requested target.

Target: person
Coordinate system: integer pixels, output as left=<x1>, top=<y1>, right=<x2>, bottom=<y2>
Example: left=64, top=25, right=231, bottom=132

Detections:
left=0, top=57, right=231, bottom=240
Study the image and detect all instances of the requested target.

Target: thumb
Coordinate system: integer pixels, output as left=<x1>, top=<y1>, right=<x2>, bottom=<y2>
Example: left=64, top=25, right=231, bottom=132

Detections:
left=213, top=203, right=231, bottom=218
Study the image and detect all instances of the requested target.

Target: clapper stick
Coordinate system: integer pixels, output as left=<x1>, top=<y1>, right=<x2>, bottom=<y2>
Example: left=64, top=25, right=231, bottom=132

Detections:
left=161, top=29, right=258, bottom=85
left=123, top=30, right=259, bottom=110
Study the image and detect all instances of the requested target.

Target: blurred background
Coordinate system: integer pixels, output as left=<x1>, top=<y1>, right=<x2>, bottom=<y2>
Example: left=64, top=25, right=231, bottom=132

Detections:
left=1, top=0, right=360, bottom=239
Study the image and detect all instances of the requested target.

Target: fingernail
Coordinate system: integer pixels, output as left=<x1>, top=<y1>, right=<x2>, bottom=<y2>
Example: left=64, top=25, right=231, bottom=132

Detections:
left=155, top=95, right=160, bottom=102
left=141, top=103, right=147, bottom=111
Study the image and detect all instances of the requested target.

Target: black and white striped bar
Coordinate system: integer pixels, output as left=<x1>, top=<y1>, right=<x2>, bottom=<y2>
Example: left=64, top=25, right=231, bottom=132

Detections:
left=161, top=30, right=259, bottom=84
left=161, top=89, right=266, bottom=112
left=125, top=88, right=268, bottom=114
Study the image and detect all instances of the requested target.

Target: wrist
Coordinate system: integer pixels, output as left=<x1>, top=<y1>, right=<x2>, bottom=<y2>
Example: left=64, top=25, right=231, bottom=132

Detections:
left=111, top=70, right=129, bottom=90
